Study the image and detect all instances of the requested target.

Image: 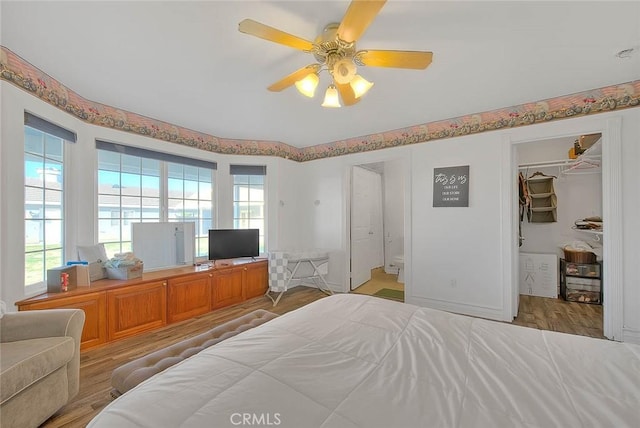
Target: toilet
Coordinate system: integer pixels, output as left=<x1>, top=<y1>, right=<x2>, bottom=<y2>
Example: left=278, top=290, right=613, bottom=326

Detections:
left=393, top=255, right=405, bottom=283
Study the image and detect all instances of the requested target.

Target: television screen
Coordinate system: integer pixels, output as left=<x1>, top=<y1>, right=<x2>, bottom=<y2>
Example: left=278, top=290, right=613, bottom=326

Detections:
left=208, top=229, right=259, bottom=260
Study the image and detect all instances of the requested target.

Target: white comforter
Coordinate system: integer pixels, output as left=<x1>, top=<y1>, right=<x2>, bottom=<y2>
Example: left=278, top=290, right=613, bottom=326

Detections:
left=90, top=294, right=640, bottom=427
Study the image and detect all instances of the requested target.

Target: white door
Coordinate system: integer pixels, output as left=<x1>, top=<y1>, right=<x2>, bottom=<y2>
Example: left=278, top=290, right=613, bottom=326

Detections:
left=351, top=166, right=383, bottom=290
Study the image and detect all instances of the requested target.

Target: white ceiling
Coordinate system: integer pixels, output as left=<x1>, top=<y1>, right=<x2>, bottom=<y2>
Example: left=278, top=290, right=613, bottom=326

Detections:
left=2, top=1, right=639, bottom=148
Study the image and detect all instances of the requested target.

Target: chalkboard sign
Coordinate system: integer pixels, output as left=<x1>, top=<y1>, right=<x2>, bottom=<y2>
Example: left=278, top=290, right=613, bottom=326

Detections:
left=433, top=165, right=469, bottom=207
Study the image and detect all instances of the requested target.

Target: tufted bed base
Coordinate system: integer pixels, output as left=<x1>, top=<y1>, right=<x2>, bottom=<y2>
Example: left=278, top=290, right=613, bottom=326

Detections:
left=110, top=309, right=279, bottom=397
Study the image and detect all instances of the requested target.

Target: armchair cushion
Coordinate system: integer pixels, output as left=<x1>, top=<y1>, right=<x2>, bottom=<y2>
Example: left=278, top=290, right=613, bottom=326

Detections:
left=0, top=337, right=74, bottom=404
left=0, top=308, right=84, bottom=428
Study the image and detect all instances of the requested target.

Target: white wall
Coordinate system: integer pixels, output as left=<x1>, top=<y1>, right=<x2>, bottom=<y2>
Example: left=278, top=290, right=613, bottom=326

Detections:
left=410, top=135, right=506, bottom=319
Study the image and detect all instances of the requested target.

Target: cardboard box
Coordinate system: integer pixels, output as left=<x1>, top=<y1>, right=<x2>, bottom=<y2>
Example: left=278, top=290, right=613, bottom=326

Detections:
left=106, top=263, right=143, bottom=280
left=47, top=265, right=90, bottom=292
left=579, top=133, right=601, bottom=150
left=87, top=261, right=107, bottom=281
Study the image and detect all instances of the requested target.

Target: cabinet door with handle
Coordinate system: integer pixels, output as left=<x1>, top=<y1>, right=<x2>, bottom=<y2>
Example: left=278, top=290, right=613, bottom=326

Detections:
left=244, top=261, right=268, bottom=299
left=107, top=280, right=167, bottom=341
left=167, top=272, right=212, bottom=323
left=211, top=267, right=244, bottom=309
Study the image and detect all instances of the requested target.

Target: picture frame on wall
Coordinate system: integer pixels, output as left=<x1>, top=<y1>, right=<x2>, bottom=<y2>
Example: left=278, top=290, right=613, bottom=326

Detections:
left=433, top=165, right=470, bottom=207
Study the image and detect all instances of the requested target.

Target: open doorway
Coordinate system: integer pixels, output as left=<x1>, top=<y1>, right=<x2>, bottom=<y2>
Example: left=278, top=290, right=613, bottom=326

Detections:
left=514, top=134, right=604, bottom=337
left=350, top=160, right=405, bottom=302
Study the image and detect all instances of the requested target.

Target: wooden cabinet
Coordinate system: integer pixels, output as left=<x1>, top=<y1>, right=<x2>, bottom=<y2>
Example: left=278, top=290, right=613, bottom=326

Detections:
left=107, top=280, right=167, bottom=341
left=167, top=272, right=212, bottom=323
left=212, top=267, right=244, bottom=309
left=16, top=259, right=267, bottom=350
left=211, top=261, right=268, bottom=309
left=244, top=261, right=268, bottom=299
left=18, top=291, right=107, bottom=350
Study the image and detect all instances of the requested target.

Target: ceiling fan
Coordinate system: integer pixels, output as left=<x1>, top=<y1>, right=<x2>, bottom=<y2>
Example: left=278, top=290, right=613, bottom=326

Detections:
left=238, top=0, right=433, bottom=107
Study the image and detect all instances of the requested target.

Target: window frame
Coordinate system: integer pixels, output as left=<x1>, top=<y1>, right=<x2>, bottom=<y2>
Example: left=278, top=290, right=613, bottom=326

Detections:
left=96, top=142, right=216, bottom=259
left=231, top=165, right=267, bottom=254
left=24, top=124, right=70, bottom=295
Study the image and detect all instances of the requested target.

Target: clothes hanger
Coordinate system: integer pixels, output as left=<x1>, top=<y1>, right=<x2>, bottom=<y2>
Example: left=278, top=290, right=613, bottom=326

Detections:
left=528, top=171, right=557, bottom=179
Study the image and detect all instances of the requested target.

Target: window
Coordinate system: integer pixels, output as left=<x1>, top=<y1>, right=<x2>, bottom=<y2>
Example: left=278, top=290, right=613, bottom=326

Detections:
left=96, top=141, right=216, bottom=258
left=97, top=151, right=161, bottom=256
left=24, top=113, right=76, bottom=289
left=231, top=165, right=266, bottom=253
left=167, top=163, right=213, bottom=257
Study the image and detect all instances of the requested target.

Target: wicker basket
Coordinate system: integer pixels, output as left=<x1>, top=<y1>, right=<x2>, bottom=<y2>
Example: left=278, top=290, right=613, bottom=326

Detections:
left=563, top=248, right=596, bottom=264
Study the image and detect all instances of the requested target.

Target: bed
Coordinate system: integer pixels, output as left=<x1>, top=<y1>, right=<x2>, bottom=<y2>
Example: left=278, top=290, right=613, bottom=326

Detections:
left=89, top=294, right=640, bottom=427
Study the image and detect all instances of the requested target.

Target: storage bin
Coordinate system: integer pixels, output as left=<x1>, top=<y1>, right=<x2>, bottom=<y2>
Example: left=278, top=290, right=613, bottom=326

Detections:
left=565, top=289, right=601, bottom=304
left=527, top=177, right=555, bottom=194
left=560, top=259, right=602, bottom=305
left=106, top=263, right=143, bottom=280
left=563, top=249, right=596, bottom=264
left=526, top=175, right=557, bottom=223
left=529, top=209, right=557, bottom=223
left=566, top=277, right=600, bottom=291
left=565, top=262, right=600, bottom=277
left=529, top=194, right=557, bottom=209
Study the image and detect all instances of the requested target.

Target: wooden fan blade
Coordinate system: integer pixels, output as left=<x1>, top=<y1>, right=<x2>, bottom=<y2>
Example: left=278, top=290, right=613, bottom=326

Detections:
left=268, top=65, right=320, bottom=92
left=239, top=19, right=314, bottom=51
left=337, top=0, right=387, bottom=43
left=335, top=82, right=360, bottom=106
left=356, top=50, right=433, bottom=69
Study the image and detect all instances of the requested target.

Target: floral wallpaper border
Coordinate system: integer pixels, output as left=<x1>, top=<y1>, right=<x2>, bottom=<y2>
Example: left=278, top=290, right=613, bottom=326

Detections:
left=1, top=46, right=639, bottom=162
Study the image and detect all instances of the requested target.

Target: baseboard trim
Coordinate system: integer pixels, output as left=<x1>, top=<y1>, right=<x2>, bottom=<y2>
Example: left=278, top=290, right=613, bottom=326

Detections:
left=406, top=295, right=506, bottom=321
left=622, top=327, right=640, bottom=344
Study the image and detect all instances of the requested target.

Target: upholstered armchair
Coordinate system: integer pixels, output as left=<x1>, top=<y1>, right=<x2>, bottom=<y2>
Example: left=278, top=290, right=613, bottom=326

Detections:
left=0, top=308, right=85, bottom=428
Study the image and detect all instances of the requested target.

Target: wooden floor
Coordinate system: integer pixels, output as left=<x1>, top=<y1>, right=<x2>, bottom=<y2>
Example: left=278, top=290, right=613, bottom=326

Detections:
left=512, top=294, right=603, bottom=338
left=351, top=267, right=404, bottom=296
left=42, top=279, right=603, bottom=427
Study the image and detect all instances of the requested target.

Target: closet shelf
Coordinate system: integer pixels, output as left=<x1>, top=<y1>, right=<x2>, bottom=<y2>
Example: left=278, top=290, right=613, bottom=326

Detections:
left=518, top=138, right=602, bottom=175
left=531, top=207, right=557, bottom=212
left=571, top=226, right=603, bottom=236
left=529, top=192, right=554, bottom=198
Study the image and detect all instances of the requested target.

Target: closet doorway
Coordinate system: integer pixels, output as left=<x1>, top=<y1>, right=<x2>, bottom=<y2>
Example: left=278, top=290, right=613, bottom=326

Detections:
left=515, top=134, right=604, bottom=337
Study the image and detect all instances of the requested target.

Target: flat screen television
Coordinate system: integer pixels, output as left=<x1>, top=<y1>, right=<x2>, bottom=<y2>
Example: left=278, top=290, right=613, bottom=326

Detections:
left=208, top=229, right=259, bottom=260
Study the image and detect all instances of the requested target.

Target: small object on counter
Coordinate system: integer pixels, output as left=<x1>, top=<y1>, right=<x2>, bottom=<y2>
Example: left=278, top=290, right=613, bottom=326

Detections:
left=47, top=265, right=88, bottom=292
left=60, top=273, right=69, bottom=292
left=104, top=253, right=144, bottom=280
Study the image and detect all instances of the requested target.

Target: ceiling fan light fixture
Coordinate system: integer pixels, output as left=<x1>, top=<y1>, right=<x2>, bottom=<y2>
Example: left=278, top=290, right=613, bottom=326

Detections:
left=350, top=75, right=374, bottom=98
left=332, top=58, right=357, bottom=84
left=321, top=84, right=341, bottom=108
left=294, top=73, right=319, bottom=97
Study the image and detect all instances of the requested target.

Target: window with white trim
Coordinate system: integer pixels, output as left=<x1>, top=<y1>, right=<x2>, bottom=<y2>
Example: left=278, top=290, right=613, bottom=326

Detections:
left=96, top=141, right=216, bottom=258
left=24, top=113, right=76, bottom=290
left=231, top=165, right=266, bottom=253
